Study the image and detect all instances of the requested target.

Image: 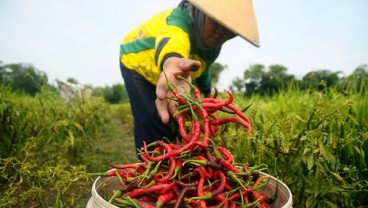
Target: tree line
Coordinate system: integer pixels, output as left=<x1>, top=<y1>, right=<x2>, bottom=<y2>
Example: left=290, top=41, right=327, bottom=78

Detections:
left=1, top=60, right=367, bottom=102
left=0, top=61, right=128, bottom=104
left=229, top=63, right=368, bottom=96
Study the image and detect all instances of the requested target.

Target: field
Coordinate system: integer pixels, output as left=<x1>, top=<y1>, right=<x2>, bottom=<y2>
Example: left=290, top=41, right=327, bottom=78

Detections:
left=0, top=86, right=367, bottom=207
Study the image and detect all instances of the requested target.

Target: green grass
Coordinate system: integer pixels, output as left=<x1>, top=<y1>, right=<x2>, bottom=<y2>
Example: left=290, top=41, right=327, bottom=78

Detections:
left=83, top=103, right=138, bottom=173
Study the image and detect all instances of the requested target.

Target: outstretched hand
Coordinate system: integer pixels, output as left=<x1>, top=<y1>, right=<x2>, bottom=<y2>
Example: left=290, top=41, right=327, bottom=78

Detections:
left=155, top=57, right=201, bottom=124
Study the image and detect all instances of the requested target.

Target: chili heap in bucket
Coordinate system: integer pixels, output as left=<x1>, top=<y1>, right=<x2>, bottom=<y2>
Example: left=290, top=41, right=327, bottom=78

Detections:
left=91, top=78, right=280, bottom=208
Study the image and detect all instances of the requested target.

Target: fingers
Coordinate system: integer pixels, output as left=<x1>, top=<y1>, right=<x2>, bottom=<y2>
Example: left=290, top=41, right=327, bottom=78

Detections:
left=179, top=58, right=201, bottom=73
left=163, top=57, right=201, bottom=78
left=156, top=73, right=169, bottom=100
left=155, top=97, right=170, bottom=124
left=156, top=72, right=170, bottom=124
left=173, top=59, right=201, bottom=78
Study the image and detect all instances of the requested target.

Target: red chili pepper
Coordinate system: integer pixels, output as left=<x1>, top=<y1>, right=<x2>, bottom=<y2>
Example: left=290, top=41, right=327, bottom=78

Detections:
left=199, top=166, right=213, bottom=179
left=154, top=156, right=176, bottom=183
left=89, top=169, right=133, bottom=179
left=218, top=146, right=234, bottom=163
left=208, top=114, right=220, bottom=137
left=209, top=116, right=251, bottom=132
left=229, top=200, right=236, bottom=208
left=194, top=167, right=207, bottom=208
left=189, top=169, right=226, bottom=202
left=229, top=187, right=253, bottom=201
left=108, top=161, right=143, bottom=170
left=169, top=159, right=183, bottom=180
left=125, top=181, right=176, bottom=198
left=156, top=190, right=175, bottom=208
left=177, top=113, right=191, bottom=142
left=156, top=140, right=174, bottom=153
left=211, top=170, right=226, bottom=196
left=184, top=158, right=222, bottom=170
left=173, top=186, right=197, bottom=208
left=225, top=103, right=252, bottom=133
left=137, top=194, right=156, bottom=202
left=193, top=87, right=202, bottom=100
left=224, top=179, right=234, bottom=191
left=143, top=121, right=201, bottom=162
left=201, top=90, right=233, bottom=110
left=115, top=197, right=157, bottom=208
left=172, top=88, right=188, bottom=105
left=120, top=181, right=139, bottom=194
left=251, top=191, right=270, bottom=207
left=196, top=106, right=210, bottom=147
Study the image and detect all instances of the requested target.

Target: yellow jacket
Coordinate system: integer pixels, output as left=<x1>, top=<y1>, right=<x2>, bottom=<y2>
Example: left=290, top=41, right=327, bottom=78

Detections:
left=120, top=7, right=221, bottom=94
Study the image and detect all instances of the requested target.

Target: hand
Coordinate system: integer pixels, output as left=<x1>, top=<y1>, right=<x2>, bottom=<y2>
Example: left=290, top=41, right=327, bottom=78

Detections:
left=155, top=57, right=201, bottom=124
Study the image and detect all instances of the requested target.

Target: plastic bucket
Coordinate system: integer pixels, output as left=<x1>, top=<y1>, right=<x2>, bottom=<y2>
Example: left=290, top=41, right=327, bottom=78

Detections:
left=87, top=172, right=292, bottom=208
left=257, top=173, right=293, bottom=208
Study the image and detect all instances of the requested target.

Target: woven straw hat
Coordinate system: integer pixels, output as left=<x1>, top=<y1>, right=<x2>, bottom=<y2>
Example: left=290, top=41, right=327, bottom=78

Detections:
left=188, top=0, right=260, bottom=47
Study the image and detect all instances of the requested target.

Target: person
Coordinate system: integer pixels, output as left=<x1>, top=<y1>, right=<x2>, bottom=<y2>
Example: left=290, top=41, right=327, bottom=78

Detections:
left=119, top=0, right=260, bottom=158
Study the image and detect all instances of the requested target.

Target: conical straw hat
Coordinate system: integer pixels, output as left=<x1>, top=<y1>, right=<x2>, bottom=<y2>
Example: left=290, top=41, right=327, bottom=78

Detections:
left=188, top=0, right=260, bottom=47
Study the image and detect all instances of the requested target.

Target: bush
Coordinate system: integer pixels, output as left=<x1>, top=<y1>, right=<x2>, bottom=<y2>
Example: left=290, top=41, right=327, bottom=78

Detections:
left=104, top=84, right=128, bottom=104
left=0, top=86, right=112, bottom=207
left=224, top=87, right=368, bottom=207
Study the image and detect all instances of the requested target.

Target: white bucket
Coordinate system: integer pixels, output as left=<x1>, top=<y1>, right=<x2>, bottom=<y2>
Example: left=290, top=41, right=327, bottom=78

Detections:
left=257, top=173, right=293, bottom=208
left=87, top=172, right=292, bottom=208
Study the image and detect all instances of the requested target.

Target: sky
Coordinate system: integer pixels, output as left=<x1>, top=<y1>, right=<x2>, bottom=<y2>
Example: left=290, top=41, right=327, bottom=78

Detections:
left=1, top=0, right=367, bottom=90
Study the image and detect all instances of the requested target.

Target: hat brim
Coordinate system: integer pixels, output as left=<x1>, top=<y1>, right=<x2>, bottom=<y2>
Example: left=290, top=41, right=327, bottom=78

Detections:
left=188, top=0, right=260, bottom=47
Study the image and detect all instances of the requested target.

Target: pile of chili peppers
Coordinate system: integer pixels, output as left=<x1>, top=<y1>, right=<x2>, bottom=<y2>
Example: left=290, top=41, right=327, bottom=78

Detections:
left=94, top=82, right=277, bottom=208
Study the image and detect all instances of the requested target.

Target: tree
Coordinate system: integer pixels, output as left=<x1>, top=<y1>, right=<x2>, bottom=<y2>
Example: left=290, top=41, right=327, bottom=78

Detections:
left=104, top=84, right=127, bottom=104
left=231, top=77, right=244, bottom=92
left=243, top=64, right=265, bottom=82
left=0, top=62, right=48, bottom=96
left=210, top=62, right=227, bottom=85
left=347, top=64, right=368, bottom=93
left=352, top=64, right=368, bottom=79
left=259, top=64, right=295, bottom=95
left=243, top=64, right=266, bottom=96
left=302, top=69, right=340, bottom=90
left=239, top=64, right=296, bottom=96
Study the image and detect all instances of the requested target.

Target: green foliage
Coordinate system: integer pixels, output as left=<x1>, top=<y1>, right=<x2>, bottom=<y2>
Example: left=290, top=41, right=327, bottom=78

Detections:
left=0, top=62, right=48, bottom=96
left=222, top=86, right=368, bottom=207
left=0, top=141, right=91, bottom=207
left=103, top=83, right=128, bottom=104
left=83, top=103, right=137, bottom=173
left=240, top=64, right=295, bottom=96
left=209, top=62, right=227, bottom=85
left=232, top=63, right=367, bottom=98
left=0, top=86, right=110, bottom=159
left=0, top=86, right=113, bottom=207
left=116, top=103, right=134, bottom=130
left=342, top=64, right=368, bottom=95
left=302, top=69, right=340, bottom=90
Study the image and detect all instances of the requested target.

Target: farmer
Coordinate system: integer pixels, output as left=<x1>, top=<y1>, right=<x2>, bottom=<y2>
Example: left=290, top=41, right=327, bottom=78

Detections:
left=119, top=0, right=260, bottom=157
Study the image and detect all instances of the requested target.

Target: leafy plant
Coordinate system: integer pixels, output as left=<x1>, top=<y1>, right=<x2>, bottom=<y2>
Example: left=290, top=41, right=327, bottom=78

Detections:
left=0, top=86, right=113, bottom=207
left=224, top=86, right=368, bottom=207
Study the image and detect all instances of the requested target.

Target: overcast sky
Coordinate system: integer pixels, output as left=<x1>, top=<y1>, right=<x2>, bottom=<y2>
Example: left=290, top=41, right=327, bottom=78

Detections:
left=1, top=0, right=367, bottom=89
